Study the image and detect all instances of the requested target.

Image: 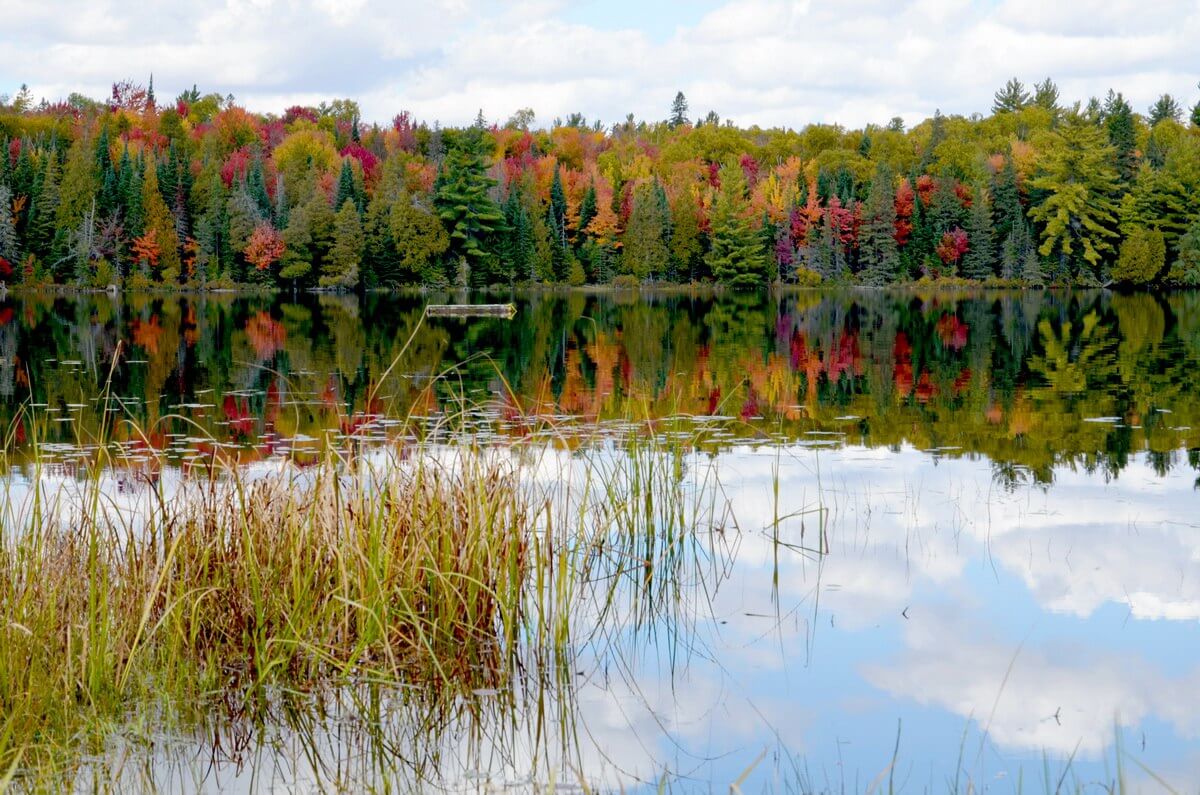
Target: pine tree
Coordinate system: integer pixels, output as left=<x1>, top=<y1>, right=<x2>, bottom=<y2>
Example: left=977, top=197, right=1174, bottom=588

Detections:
left=578, top=182, right=597, bottom=236
left=1021, top=245, right=1045, bottom=287
left=248, top=159, right=272, bottom=218
left=859, top=164, right=898, bottom=285
left=961, top=184, right=995, bottom=280
left=279, top=201, right=314, bottom=286
left=669, top=190, right=703, bottom=281
left=1033, top=78, right=1060, bottom=113
left=620, top=181, right=670, bottom=280
left=547, top=164, right=569, bottom=280
left=1111, top=227, right=1165, bottom=285
left=0, top=185, right=17, bottom=263
left=501, top=185, right=535, bottom=282
left=929, top=177, right=965, bottom=238
left=434, top=127, right=505, bottom=277
left=141, top=158, right=182, bottom=282
left=1103, top=90, right=1138, bottom=183
left=990, top=156, right=1023, bottom=245
left=119, top=150, right=144, bottom=238
left=992, top=78, right=1030, bottom=114
left=323, top=199, right=363, bottom=288
left=54, top=136, right=99, bottom=279
left=1148, top=94, right=1181, bottom=126
left=1029, top=116, right=1121, bottom=280
left=669, top=91, right=690, bottom=128
left=706, top=164, right=767, bottom=288
left=334, top=159, right=357, bottom=214
left=28, top=149, right=62, bottom=261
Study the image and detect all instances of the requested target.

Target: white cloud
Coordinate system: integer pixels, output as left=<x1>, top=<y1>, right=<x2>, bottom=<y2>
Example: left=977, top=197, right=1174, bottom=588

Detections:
left=3, top=0, right=1199, bottom=129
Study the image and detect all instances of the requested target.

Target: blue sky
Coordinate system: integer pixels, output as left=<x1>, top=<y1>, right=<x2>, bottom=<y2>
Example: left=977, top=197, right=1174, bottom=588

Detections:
left=2, top=0, right=1198, bottom=130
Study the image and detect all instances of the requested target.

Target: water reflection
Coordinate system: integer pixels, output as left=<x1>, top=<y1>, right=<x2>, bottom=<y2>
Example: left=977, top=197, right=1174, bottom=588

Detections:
left=3, top=288, right=1200, bottom=790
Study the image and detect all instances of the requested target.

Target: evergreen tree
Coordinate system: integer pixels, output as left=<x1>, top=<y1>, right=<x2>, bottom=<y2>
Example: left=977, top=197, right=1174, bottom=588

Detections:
left=669, top=91, right=690, bottom=128
left=547, top=164, right=569, bottom=280
left=53, top=136, right=99, bottom=279
left=119, top=150, right=144, bottom=239
left=920, top=109, right=946, bottom=172
left=28, top=149, right=62, bottom=261
left=434, top=127, right=505, bottom=278
left=1033, top=78, right=1060, bottom=113
left=620, top=181, right=671, bottom=280
left=669, top=190, right=703, bottom=281
left=279, top=201, right=314, bottom=286
left=992, top=78, right=1030, bottom=114
left=334, top=158, right=357, bottom=214
left=1021, top=244, right=1045, bottom=287
left=141, top=158, right=182, bottom=282
left=578, top=182, right=597, bottom=236
left=859, top=164, right=898, bottom=285
left=961, top=184, right=996, bottom=280
left=990, top=156, right=1023, bottom=244
left=323, top=199, right=363, bottom=288
left=929, top=177, right=965, bottom=238
left=1029, top=116, right=1121, bottom=281
left=1103, top=90, right=1138, bottom=182
left=0, top=185, right=17, bottom=264
left=501, top=185, right=535, bottom=282
left=705, top=164, right=767, bottom=288
left=1149, top=94, right=1182, bottom=126
left=248, top=159, right=272, bottom=218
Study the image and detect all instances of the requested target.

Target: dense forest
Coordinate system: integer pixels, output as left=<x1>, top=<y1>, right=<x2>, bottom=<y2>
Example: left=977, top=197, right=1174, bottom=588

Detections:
left=1, top=78, right=1200, bottom=290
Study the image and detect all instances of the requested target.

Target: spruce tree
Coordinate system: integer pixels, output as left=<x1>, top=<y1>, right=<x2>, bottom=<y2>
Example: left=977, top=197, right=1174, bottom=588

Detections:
left=434, top=127, right=505, bottom=277
left=992, top=78, right=1030, bottom=114
left=334, top=159, right=356, bottom=214
left=28, top=150, right=61, bottom=261
left=1148, top=95, right=1181, bottom=126
left=1103, top=90, right=1138, bottom=183
left=578, top=182, right=597, bottom=236
left=961, top=184, right=995, bottom=280
left=705, top=165, right=767, bottom=288
left=141, top=158, right=182, bottom=282
left=248, top=159, right=272, bottom=218
left=669, top=92, right=690, bottom=128
left=859, top=164, right=898, bottom=285
left=0, top=185, right=17, bottom=264
left=620, top=181, right=670, bottom=280
left=323, top=199, right=363, bottom=288
left=990, top=156, right=1023, bottom=244
left=1033, top=78, right=1060, bottom=113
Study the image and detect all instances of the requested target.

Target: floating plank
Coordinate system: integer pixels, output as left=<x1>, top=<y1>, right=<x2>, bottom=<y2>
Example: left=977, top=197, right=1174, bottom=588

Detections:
left=426, top=303, right=517, bottom=319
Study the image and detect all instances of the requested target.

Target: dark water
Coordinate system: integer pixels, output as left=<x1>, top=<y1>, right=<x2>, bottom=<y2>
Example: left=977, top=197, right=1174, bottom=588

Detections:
left=5, top=288, right=1200, bottom=790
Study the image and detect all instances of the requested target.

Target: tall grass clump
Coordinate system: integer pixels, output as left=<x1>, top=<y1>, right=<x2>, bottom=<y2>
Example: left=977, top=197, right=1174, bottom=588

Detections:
left=0, top=442, right=533, bottom=784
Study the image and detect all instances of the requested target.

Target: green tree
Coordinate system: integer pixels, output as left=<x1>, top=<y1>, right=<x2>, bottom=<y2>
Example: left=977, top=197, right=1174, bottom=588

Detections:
left=141, top=159, right=182, bottom=282
left=322, top=199, right=363, bottom=288
left=859, top=164, right=898, bottom=285
left=962, top=184, right=996, bottom=280
left=669, top=91, right=690, bottom=128
left=53, top=136, right=100, bottom=280
left=992, top=78, right=1030, bottom=114
left=1166, top=219, right=1200, bottom=286
left=1111, top=227, right=1165, bottom=285
left=1103, top=90, right=1138, bottom=182
left=27, top=150, right=62, bottom=261
left=390, top=191, right=450, bottom=284
left=1028, top=116, right=1121, bottom=280
left=434, top=127, right=505, bottom=280
left=1033, top=78, right=1060, bottom=113
left=0, top=185, right=17, bottom=263
left=620, top=181, right=671, bottom=280
left=705, top=165, right=767, bottom=288
left=1149, top=94, right=1182, bottom=126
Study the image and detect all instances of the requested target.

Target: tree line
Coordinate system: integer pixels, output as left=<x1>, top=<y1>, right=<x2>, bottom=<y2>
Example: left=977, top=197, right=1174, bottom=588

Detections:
left=1, top=78, right=1199, bottom=290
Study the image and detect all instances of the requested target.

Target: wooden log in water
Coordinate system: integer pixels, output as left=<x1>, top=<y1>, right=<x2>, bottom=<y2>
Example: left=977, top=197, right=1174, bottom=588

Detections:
left=426, top=303, right=517, bottom=319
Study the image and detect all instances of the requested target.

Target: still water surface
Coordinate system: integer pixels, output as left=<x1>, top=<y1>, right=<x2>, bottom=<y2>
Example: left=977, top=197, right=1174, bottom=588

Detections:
left=4, top=288, right=1200, bottom=790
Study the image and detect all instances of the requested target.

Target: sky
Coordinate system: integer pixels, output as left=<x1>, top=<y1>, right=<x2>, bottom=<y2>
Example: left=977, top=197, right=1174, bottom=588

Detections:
left=1, top=0, right=1198, bottom=131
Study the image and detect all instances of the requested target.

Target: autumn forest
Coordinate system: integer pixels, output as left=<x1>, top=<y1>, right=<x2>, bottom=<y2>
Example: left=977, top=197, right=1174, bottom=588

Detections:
left=1, top=77, right=1200, bottom=291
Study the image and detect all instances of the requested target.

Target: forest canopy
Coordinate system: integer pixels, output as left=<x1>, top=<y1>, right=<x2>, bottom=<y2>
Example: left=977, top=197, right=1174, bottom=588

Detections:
left=1, top=77, right=1200, bottom=290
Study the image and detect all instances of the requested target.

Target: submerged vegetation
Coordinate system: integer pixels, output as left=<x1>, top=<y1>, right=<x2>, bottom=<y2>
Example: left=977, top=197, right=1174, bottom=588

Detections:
left=2, top=78, right=1200, bottom=291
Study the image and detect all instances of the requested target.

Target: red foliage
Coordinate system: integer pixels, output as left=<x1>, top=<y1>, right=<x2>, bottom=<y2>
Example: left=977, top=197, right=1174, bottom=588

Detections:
left=0, top=307, right=12, bottom=326
left=894, top=178, right=915, bottom=245
left=175, top=99, right=190, bottom=117
left=220, top=147, right=253, bottom=187
left=936, top=314, right=970, bottom=351
left=392, top=111, right=418, bottom=152
left=915, top=174, right=935, bottom=206
left=893, top=332, right=913, bottom=397
left=284, top=105, right=319, bottom=125
left=110, top=80, right=151, bottom=113
left=707, top=162, right=721, bottom=188
left=0, top=256, right=12, bottom=279
left=739, top=154, right=760, bottom=188
left=826, top=197, right=859, bottom=246
left=340, top=142, right=380, bottom=182
left=244, top=311, right=286, bottom=359
left=244, top=223, right=286, bottom=271
left=132, top=229, right=161, bottom=269
left=7, top=139, right=19, bottom=169
left=955, top=182, right=973, bottom=207
left=935, top=228, right=969, bottom=267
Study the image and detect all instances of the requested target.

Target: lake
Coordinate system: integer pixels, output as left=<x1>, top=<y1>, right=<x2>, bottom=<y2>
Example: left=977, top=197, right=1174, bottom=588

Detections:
left=3, top=287, right=1199, bottom=791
